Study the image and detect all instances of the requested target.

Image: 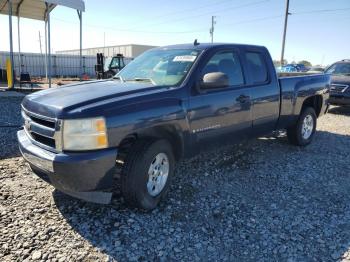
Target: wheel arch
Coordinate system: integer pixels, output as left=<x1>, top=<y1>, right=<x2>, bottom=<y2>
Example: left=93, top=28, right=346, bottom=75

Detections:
left=117, top=124, right=185, bottom=162
left=300, top=95, right=323, bottom=117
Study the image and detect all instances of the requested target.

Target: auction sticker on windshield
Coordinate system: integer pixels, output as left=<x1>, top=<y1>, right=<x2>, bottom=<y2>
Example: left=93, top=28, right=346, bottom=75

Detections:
left=173, top=55, right=197, bottom=62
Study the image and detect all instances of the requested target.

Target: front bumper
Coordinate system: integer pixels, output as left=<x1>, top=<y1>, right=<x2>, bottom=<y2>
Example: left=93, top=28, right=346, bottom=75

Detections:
left=17, top=129, right=118, bottom=204
left=329, top=94, right=350, bottom=106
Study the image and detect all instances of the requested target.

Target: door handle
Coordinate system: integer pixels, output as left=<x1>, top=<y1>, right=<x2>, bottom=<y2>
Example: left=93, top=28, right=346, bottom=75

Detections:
left=236, top=95, right=250, bottom=103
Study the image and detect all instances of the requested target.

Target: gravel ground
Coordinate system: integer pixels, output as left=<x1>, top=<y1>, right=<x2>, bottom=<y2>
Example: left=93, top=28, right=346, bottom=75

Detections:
left=0, top=92, right=24, bottom=159
left=1, top=95, right=350, bottom=261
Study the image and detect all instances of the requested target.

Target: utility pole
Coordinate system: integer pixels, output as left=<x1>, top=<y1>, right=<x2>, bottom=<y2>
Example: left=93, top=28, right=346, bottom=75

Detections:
left=38, top=31, right=43, bottom=55
left=280, top=0, right=290, bottom=66
left=103, top=32, right=106, bottom=55
left=320, top=54, right=325, bottom=66
left=39, top=29, right=46, bottom=80
left=210, top=16, right=216, bottom=43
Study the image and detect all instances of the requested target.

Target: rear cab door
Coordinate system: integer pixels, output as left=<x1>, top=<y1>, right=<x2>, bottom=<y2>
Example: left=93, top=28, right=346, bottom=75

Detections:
left=241, top=46, right=280, bottom=134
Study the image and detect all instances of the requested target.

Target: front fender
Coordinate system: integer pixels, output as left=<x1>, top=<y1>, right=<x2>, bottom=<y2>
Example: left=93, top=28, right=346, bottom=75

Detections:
left=106, top=98, right=189, bottom=148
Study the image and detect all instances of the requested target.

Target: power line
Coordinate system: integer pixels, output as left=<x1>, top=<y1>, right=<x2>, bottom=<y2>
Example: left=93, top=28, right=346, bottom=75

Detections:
left=52, top=17, right=206, bottom=34
left=129, top=5, right=350, bottom=30
left=278, top=5, right=350, bottom=65
left=50, top=5, right=350, bottom=36
left=292, top=7, right=350, bottom=15
left=57, top=0, right=269, bottom=33
left=52, top=14, right=285, bottom=35
left=55, top=0, right=268, bottom=33
left=132, top=0, right=269, bottom=29
left=156, top=0, right=233, bottom=17
left=134, top=0, right=233, bottom=22
left=219, top=14, right=283, bottom=27
left=218, top=9, right=350, bottom=27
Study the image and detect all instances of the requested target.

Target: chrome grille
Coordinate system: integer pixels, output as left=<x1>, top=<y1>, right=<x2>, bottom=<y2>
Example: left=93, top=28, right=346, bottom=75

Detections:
left=21, top=108, right=60, bottom=151
left=330, top=84, right=349, bottom=93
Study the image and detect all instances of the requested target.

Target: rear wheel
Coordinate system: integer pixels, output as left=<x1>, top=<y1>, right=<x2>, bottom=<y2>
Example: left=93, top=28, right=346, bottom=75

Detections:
left=287, top=107, right=317, bottom=146
left=120, top=138, right=175, bottom=211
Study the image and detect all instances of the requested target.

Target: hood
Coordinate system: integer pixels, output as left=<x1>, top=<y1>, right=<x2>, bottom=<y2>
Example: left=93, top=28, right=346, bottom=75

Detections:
left=331, top=75, right=350, bottom=86
left=22, top=80, right=163, bottom=118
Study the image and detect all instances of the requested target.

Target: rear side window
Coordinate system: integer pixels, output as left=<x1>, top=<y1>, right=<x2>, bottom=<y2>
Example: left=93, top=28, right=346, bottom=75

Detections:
left=245, top=52, right=268, bottom=84
left=202, top=51, right=244, bottom=86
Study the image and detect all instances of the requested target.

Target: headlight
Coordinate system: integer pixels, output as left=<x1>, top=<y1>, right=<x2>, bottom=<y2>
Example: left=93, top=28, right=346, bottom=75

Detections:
left=62, top=117, right=108, bottom=151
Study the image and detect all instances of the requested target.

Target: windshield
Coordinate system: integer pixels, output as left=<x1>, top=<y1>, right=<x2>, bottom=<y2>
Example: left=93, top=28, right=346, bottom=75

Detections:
left=116, top=49, right=200, bottom=86
left=325, top=63, right=350, bottom=75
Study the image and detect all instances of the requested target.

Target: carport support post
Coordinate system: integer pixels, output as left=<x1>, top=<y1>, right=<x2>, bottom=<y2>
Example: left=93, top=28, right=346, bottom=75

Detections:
left=17, top=16, right=21, bottom=83
left=45, top=21, right=48, bottom=81
left=46, top=3, right=52, bottom=88
left=8, top=0, right=14, bottom=88
left=77, top=10, right=82, bottom=81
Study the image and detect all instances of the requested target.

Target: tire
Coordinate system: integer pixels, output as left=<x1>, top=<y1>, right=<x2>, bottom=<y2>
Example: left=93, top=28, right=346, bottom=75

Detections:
left=121, top=138, right=175, bottom=211
left=287, top=107, right=317, bottom=146
left=106, top=72, right=114, bottom=79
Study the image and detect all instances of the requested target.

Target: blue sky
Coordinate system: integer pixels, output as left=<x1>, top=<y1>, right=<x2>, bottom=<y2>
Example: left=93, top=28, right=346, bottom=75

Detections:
left=0, top=0, right=349, bottom=65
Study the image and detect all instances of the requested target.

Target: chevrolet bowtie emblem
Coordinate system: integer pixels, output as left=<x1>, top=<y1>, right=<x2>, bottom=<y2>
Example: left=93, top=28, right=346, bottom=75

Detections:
left=25, top=119, right=31, bottom=131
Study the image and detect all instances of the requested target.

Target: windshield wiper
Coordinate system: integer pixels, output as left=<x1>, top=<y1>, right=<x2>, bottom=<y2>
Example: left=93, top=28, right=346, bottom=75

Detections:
left=125, top=78, right=156, bottom=85
left=113, top=75, right=125, bottom=82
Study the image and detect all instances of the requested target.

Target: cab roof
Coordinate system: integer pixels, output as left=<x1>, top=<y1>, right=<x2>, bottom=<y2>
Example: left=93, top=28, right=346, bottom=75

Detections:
left=156, top=43, right=266, bottom=51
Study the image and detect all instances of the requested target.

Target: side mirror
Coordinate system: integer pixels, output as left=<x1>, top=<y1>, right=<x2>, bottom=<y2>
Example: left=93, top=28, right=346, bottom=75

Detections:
left=200, top=72, right=229, bottom=90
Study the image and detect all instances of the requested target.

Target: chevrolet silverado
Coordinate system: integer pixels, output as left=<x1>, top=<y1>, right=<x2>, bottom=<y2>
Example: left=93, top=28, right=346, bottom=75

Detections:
left=18, top=43, right=330, bottom=210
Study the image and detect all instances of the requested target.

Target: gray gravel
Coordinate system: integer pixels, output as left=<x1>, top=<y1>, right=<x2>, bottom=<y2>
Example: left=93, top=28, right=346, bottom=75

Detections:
left=1, top=95, right=350, bottom=261
left=0, top=91, right=24, bottom=159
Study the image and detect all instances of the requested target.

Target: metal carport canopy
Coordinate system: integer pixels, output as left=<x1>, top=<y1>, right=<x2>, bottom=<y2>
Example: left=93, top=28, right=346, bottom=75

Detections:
left=0, top=0, right=85, bottom=88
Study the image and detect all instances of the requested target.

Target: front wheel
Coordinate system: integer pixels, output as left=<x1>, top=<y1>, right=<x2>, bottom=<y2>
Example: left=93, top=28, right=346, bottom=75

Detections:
left=287, top=107, right=317, bottom=146
left=120, top=139, right=175, bottom=211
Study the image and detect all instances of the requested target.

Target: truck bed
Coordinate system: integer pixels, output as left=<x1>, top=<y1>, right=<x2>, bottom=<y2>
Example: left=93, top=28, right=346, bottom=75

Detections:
left=278, top=72, right=325, bottom=77
left=277, top=73, right=330, bottom=129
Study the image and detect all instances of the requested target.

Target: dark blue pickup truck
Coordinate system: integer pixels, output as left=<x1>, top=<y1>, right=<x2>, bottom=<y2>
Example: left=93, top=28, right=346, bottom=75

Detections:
left=18, top=43, right=330, bottom=210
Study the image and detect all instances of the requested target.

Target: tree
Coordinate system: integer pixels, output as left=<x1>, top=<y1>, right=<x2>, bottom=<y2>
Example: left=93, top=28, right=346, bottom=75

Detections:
left=298, top=60, right=312, bottom=67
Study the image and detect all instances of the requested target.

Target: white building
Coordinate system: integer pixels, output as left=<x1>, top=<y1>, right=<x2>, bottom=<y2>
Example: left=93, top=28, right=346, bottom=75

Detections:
left=56, top=44, right=157, bottom=58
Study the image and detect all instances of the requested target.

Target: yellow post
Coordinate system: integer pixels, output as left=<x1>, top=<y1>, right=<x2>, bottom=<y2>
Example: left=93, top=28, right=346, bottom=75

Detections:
left=6, top=58, right=13, bottom=89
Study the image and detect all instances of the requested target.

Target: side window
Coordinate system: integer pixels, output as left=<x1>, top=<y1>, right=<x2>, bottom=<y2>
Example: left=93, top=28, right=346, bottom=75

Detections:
left=202, top=51, right=244, bottom=86
left=245, top=52, right=268, bottom=84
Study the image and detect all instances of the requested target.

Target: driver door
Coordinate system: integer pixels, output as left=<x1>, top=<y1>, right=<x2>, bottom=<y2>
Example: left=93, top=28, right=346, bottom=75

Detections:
left=188, top=49, right=252, bottom=144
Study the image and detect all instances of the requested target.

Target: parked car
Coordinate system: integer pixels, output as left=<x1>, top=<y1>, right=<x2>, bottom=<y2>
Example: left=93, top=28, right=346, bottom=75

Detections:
left=281, top=64, right=309, bottom=73
left=325, top=59, right=350, bottom=106
left=18, top=43, right=330, bottom=210
left=274, top=66, right=282, bottom=73
left=308, top=66, right=325, bottom=73
left=296, top=64, right=309, bottom=72
left=281, top=64, right=299, bottom=72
